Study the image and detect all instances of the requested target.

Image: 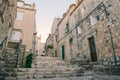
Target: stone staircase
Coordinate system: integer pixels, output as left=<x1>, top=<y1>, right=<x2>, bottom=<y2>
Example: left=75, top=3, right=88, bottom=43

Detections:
left=0, top=48, right=17, bottom=80
left=17, top=56, right=83, bottom=80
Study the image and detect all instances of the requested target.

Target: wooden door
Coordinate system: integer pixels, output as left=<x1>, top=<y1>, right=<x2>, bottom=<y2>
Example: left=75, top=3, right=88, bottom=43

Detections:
left=88, top=36, right=97, bottom=62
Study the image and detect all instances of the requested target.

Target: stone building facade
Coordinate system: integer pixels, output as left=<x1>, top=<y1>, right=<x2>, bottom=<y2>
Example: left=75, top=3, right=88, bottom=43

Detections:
left=36, top=35, right=41, bottom=55
left=0, top=0, right=17, bottom=48
left=49, top=0, right=120, bottom=65
left=10, top=0, right=36, bottom=67
left=40, top=43, right=45, bottom=56
left=0, top=0, right=18, bottom=79
left=13, top=0, right=36, bottom=53
left=51, top=18, right=61, bottom=57
left=57, top=4, right=78, bottom=62
left=45, top=18, right=61, bottom=57
left=73, top=0, right=120, bottom=66
left=45, top=34, right=54, bottom=57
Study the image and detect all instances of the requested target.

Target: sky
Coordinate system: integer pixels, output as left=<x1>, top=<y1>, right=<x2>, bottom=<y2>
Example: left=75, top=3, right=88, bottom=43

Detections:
left=25, top=0, right=75, bottom=43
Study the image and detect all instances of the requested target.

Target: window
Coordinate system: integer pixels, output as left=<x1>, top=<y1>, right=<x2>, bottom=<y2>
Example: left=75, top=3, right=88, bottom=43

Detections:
left=55, top=50, right=57, bottom=57
left=17, top=2, right=24, bottom=7
left=65, top=22, right=69, bottom=33
left=90, top=15, right=100, bottom=25
left=77, top=10, right=81, bottom=20
left=11, top=30, right=21, bottom=41
left=81, top=6, right=86, bottom=14
left=77, top=26, right=83, bottom=35
left=16, top=12, right=23, bottom=21
left=43, top=51, right=45, bottom=53
left=96, top=15, right=100, bottom=21
left=55, top=35, right=58, bottom=42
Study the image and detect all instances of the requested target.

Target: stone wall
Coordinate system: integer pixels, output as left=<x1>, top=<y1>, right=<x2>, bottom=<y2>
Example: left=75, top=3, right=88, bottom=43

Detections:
left=14, top=1, right=36, bottom=52
left=45, top=34, right=54, bottom=57
left=75, top=0, right=120, bottom=66
left=0, top=0, right=17, bottom=79
left=0, top=0, right=17, bottom=47
left=51, top=0, right=120, bottom=65
left=0, top=48, right=17, bottom=80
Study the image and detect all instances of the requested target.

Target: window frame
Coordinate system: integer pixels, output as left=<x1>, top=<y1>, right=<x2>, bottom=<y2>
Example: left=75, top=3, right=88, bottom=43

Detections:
left=16, top=11, right=24, bottom=21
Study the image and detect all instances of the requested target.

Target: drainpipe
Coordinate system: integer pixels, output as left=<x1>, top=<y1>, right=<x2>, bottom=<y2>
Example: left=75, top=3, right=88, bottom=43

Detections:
left=108, top=25, right=117, bottom=66
left=33, top=32, right=37, bottom=54
left=104, top=4, right=117, bottom=66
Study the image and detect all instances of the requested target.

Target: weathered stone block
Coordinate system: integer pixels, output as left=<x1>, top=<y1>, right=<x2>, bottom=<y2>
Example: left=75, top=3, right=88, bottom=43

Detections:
left=0, top=76, right=5, bottom=80
left=0, top=72, right=9, bottom=77
left=6, top=77, right=16, bottom=80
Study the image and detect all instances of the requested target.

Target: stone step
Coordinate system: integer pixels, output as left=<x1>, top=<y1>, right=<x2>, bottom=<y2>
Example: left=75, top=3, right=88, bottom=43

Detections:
left=32, top=65, right=71, bottom=69
left=18, top=66, right=78, bottom=72
left=17, top=56, right=82, bottom=80
left=35, top=63, right=66, bottom=66
left=17, top=75, right=44, bottom=79
left=36, top=56, right=59, bottom=59
left=92, top=74, right=120, bottom=80
left=36, top=61, right=66, bottom=64
left=17, top=70, right=86, bottom=78
left=34, top=64, right=67, bottom=67
left=36, top=58, right=65, bottom=60
left=17, top=71, right=80, bottom=79
left=35, top=58, right=60, bottom=61
left=17, top=69, right=77, bottom=75
left=18, top=68, right=36, bottom=72
left=35, top=60, right=63, bottom=63
left=17, top=72, right=78, bottom=80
